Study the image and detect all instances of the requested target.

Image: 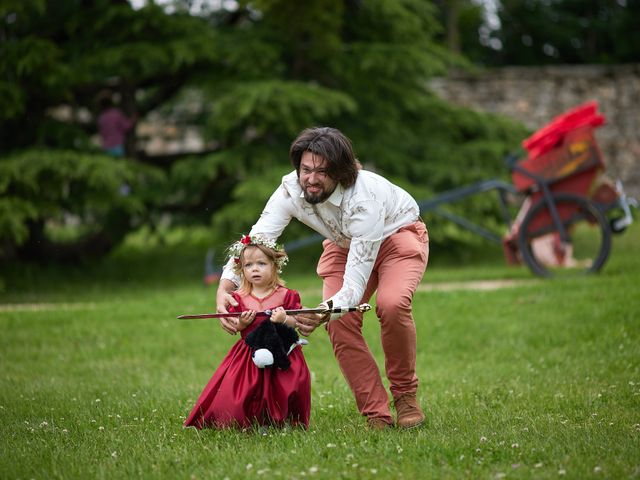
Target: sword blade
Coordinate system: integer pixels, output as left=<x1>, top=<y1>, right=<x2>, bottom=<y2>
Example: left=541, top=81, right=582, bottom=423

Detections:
left=177, top=303, right=371, bottom=320
left=177, top=312, right=245, bottom=319
left=177, top=308, right=325, bottom=320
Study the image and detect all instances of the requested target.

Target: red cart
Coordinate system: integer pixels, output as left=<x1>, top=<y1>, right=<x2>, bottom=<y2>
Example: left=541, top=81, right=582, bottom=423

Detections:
left=503, top=101, right=636, bottom=276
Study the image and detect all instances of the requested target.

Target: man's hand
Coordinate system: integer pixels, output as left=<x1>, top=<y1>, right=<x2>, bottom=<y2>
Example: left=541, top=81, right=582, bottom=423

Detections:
left=295, top=306, right=330, bottom=337
left=216, top=280, right=239, bottom=335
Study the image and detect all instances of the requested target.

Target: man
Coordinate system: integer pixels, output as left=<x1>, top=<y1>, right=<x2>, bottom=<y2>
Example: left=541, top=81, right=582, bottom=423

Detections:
left=216, top=127, right=429, bottom=430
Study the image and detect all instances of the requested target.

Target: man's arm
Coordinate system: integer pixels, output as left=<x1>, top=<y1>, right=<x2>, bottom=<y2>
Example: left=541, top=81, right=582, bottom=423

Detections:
left=249, top=178, right=296, bottom=239
left=296, top=201, right=384, bottom=335
left=325, top=200, right=384, bottom=314
left=216, top=279, right=239, bottom=335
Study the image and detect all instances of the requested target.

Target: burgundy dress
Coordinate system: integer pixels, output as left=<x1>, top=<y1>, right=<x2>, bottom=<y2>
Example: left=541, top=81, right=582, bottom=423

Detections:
left=184, top=286, right=311, bottom=429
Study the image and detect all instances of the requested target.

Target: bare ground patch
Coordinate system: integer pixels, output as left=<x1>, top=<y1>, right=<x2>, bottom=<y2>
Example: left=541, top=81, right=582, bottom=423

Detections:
left=0, top=302, right=98, bottom=313
left=418, top=278, right=540, bottom=292
left=298, top=278, right=539, bottom=299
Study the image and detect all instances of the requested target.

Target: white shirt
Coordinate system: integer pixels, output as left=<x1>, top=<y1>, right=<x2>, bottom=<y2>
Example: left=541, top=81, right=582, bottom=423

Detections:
left=221, top=169, right=420, bottom=311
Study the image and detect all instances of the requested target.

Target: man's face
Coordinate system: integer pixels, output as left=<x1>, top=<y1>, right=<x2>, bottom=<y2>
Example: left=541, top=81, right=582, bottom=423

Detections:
left=299, top=151, right=338, bottom=204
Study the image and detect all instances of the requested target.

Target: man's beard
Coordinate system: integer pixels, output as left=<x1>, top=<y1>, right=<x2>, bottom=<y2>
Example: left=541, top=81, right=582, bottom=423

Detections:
left=302, top=184, right=335, bottom=204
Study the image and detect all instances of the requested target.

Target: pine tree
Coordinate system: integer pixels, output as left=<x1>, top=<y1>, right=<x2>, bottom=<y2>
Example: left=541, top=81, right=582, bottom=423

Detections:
left=1, top=0, right=526, bottom=262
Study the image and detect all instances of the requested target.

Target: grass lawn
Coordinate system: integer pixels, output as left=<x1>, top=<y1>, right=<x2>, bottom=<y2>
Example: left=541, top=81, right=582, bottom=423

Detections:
left=1, top=223, right=639, bottom=479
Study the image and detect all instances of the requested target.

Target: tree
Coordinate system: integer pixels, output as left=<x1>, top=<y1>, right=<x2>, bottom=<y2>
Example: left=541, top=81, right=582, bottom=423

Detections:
left=0, top=0, right=222, bottom=262
left=1, top=0, right=526, bottom=264
left=433, top=0, right=486, bottom=55
left=461, top=0, right=640, bottom=66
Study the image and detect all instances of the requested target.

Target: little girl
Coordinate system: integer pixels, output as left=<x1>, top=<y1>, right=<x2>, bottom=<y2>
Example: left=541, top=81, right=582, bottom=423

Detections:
left=184, top=234, right=311, bottom=429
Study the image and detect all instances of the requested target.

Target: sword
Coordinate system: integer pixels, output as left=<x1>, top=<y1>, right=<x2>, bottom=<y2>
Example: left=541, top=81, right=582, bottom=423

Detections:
left=177, top=303, right=372, bottom=319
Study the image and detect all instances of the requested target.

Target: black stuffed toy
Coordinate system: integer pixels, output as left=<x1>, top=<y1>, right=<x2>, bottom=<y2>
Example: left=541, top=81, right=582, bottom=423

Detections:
left=244, top=317, right=308, bottom=370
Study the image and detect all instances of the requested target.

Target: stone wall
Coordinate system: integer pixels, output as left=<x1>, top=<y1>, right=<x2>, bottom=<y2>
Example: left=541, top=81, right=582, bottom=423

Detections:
left=429, top=64, right=640, bottom=197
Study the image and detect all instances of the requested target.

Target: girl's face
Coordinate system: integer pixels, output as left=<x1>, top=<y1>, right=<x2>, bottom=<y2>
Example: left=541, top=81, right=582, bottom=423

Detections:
left=241, top=246, right=275, bottom=290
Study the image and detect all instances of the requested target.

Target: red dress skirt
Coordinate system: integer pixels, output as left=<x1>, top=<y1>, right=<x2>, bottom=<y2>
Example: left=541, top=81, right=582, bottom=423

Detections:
left=184, top=287, right=311, bottom=429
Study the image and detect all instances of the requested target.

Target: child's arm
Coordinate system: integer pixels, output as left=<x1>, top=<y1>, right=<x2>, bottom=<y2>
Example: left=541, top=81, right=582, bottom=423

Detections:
left=270, top=306, right=295, bottom=327
left=236, top=310, right=256, bottom=331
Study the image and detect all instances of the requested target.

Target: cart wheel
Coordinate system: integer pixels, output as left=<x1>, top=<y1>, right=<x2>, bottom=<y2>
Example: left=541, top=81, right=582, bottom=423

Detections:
left=518, top=193, right=611, bottom=277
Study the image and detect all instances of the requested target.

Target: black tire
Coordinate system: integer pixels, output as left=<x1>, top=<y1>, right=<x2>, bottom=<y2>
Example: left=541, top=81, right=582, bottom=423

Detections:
left=518, top=193, right=611, bottom=277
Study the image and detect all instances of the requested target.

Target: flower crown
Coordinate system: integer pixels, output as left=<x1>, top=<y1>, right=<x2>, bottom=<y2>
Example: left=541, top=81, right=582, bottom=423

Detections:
left=227, top=234, right=289, bottom=273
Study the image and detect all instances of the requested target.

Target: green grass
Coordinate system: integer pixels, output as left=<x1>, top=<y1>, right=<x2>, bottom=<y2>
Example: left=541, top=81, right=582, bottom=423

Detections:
left=1, top=224, right=639, bottom=479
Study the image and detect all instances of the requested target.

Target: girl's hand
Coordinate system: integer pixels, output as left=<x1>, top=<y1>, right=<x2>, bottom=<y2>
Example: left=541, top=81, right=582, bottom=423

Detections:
left=270, top=306, right=287, bottom=324
left=237, top=310, right=256, bottom=331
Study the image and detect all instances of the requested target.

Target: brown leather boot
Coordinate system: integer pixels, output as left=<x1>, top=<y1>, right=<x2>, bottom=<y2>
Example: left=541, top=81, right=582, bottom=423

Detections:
left=366, top=417, right=394, bottom=430
left=394, top=394, right=425, bottom=429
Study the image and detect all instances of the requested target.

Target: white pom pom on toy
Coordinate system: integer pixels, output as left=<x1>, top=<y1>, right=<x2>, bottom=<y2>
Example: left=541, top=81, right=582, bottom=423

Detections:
left=252, top=349, right=274, bottom=368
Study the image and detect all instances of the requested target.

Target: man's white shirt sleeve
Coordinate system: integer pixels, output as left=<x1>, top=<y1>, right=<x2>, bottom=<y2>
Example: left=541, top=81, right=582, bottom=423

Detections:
left=324, top=199, right=384, bottom=316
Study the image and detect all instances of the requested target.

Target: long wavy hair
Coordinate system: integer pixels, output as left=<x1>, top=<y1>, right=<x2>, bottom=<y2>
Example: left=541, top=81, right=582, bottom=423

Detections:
left=289, top=127, right=359, bottom=188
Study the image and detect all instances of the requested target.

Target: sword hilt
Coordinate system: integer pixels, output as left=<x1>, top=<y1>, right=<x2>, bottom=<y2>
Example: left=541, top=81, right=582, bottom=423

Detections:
left=323, top=303, right=372, bottom=314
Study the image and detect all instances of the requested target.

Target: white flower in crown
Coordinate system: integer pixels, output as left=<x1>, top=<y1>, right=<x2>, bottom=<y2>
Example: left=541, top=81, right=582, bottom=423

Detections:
left=228, top=234, right=289, bottom=273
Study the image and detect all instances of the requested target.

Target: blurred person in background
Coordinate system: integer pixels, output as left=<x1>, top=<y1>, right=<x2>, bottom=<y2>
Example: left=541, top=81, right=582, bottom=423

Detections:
left=97, top=93, right=137, bottom=158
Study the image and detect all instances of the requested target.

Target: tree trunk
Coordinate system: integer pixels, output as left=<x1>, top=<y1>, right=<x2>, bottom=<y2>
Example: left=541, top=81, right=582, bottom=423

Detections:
left=120, top=81, right=138, bottom=159
left=446, top=0, right=461, bottom=54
